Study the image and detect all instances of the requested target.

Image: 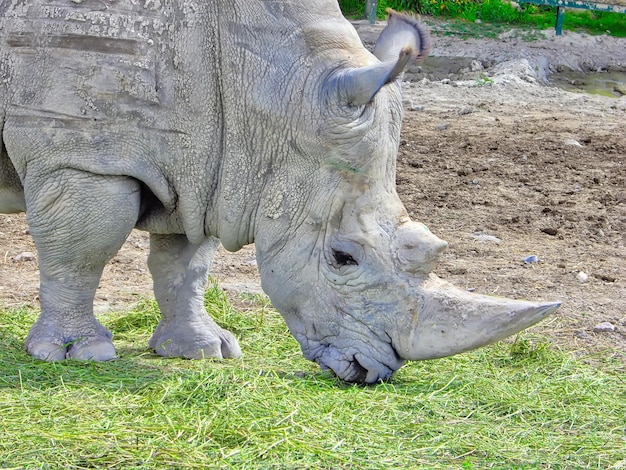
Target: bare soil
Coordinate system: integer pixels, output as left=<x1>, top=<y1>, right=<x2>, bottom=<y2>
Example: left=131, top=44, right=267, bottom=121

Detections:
left=1, top=21, right=625, bottom=359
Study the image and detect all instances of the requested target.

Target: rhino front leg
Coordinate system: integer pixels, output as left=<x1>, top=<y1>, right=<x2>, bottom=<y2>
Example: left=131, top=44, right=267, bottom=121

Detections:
left=147, top=234, right=241, bottom=359
left=24, top=170, right=140, bottom=361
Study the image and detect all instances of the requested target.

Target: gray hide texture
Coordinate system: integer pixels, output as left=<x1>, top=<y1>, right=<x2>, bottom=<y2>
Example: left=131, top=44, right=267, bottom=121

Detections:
left=0, top=1, right=559, bottom=384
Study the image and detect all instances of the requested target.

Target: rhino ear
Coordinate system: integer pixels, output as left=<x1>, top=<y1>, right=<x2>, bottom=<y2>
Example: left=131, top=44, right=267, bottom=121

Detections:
left=336, top=10, right=431, bottom=106
left=372, top=9, right=431, bottom=64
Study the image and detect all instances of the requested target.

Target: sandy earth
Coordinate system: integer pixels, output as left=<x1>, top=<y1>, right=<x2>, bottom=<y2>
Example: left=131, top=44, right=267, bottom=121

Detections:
left=1, top=19, right=625, bottom=359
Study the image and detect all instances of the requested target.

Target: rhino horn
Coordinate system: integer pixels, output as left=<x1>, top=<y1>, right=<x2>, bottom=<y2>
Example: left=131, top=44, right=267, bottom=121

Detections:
left=335, top=10, right=430, bottom=106
left=397, top=275, right=561, bottom=361
left=395, top=221, right=448, bottom=275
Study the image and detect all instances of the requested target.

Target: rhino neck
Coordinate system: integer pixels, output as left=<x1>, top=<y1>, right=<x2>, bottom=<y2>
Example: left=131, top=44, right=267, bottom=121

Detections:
left=212, top=1, right=359, bottom=252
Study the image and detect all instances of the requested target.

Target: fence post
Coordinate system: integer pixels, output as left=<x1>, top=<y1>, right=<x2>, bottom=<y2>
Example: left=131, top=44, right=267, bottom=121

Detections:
left=365, top=0, right=377, bottom=24
left=555, top=6, right=565, bottom=35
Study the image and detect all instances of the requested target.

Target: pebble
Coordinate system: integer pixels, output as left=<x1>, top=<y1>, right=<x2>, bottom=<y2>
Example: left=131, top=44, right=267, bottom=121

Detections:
left=13, top=252, right=36, bottom=262
left=471, top=232, right=501, bottom=244
left=613, top=83, right=626, bottom=95
left=593, top=322, right=616, bottom=333
left=541, top=227, right=558, bottom=236
left=576, top=271, right=589, bottom=283
left=523, top=255, right=539, bottom=264
left=470, top=60, right=484, bottom=72
left=593, top=272, right=616, bottom=282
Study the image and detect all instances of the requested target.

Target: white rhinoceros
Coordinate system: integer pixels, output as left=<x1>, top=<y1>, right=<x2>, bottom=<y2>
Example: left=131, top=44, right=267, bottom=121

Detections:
left=0, top=1, right=560, bottom=383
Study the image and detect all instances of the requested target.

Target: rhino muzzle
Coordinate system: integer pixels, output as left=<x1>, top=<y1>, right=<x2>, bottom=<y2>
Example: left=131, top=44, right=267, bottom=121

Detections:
left=299, top=278, right=560, bottom=385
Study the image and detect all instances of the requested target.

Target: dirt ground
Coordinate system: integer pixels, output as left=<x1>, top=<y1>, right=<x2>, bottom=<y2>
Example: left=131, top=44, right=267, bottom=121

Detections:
left=1, top=20, right=625, bottom=359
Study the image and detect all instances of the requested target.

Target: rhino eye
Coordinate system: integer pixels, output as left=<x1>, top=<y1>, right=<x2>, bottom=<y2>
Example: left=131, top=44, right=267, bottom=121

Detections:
left=332, top=249, right=359, bottom=267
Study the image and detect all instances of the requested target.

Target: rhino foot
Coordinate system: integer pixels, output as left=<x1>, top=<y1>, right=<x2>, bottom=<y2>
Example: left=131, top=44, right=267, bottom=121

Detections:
left=149, top=320, right=242, bottom=360
left=26, top=324, right=116, bottom=361
left=26, top=341, right=67, bottom=362
left=66, top=337, right=117, bottom=361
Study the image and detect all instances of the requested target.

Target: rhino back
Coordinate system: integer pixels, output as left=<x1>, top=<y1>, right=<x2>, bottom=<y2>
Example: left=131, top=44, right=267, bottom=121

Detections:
left=4, top=1, right=178, bottom=121
left=0, top=0, right=367, bottom=244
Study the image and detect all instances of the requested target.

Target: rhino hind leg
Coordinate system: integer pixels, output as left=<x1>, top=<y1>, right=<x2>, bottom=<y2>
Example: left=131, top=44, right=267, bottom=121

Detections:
left=24, top=170, right=141, bottom=361
left=147, top=234, right=241, bottom=360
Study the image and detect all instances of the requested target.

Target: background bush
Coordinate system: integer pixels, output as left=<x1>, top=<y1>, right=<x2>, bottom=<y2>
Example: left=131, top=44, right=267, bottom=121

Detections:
left=339, top=0, right=626, bottom=37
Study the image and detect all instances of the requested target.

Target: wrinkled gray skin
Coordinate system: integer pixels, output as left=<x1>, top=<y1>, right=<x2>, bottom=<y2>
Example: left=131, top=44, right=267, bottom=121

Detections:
left=0, top=1, right=560, bottom=383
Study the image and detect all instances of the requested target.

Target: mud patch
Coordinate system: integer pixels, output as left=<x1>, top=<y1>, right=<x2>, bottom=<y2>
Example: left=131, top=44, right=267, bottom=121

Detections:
left=551, top=69, right=626, bottom=97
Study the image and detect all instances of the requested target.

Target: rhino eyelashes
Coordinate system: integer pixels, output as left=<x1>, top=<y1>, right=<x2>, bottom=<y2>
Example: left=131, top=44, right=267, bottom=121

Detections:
left=332, top=249, right=359, bottom=267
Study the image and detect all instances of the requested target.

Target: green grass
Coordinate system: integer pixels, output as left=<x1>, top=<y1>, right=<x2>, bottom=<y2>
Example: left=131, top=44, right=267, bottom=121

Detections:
left=1, top=286, right=625, bottom=468
left=340, top=0, right=626, bottom=38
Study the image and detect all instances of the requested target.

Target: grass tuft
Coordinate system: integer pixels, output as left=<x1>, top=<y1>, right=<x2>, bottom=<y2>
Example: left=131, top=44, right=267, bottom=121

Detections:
left=1, top=288, right=624, bottom=468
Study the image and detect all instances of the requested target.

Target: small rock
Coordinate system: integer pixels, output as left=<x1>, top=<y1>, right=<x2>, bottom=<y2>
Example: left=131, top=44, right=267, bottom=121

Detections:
left=405, top=100, right=424, bottom=112
left=593, top=322, right=616, bottom=333
left=564, top=139, right=583, bottom=147
left=436, top=123, right=450, bottom=131
left=576, top=271, right=589, bottom=283
left=474, top=19, right=482, bottom=24
left=459, top=106, right=475, bottom=116
left=592, top=273, right=616, bottom=282
left=448, top=267, right=468, bottom=275
left=470, top=60, right=484, bottom=72
left=14, top=252, right=36, bottom=262
left=471, top=232, right=501, bottom=244
left=523, top=255, right=539, bottom=264
left=613, top=83, right=626, bottom=95
left=541, top=227, right=558, bottom=236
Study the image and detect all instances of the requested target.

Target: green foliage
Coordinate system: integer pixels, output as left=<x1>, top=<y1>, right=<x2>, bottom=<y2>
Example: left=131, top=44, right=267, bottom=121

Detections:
left=339, top=0, right=626, bottom=37
left=1, top=292, right=625, bottom=468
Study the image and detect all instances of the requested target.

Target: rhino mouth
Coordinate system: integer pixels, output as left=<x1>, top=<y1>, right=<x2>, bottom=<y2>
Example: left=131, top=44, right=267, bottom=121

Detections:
left=299, top=338, right=405, bottom=384
left=318, top=354, right=399, bottom=384
left=282, top=306, right=405, bottom=384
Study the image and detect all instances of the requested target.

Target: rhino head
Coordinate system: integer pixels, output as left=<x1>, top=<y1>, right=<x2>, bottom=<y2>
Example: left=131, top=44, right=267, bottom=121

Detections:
left=249, top=11, right=560, bottom=384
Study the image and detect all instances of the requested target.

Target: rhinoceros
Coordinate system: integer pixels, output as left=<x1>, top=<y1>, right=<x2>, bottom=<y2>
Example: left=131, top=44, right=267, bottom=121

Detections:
left=0, top=1, right=560, bottom=383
